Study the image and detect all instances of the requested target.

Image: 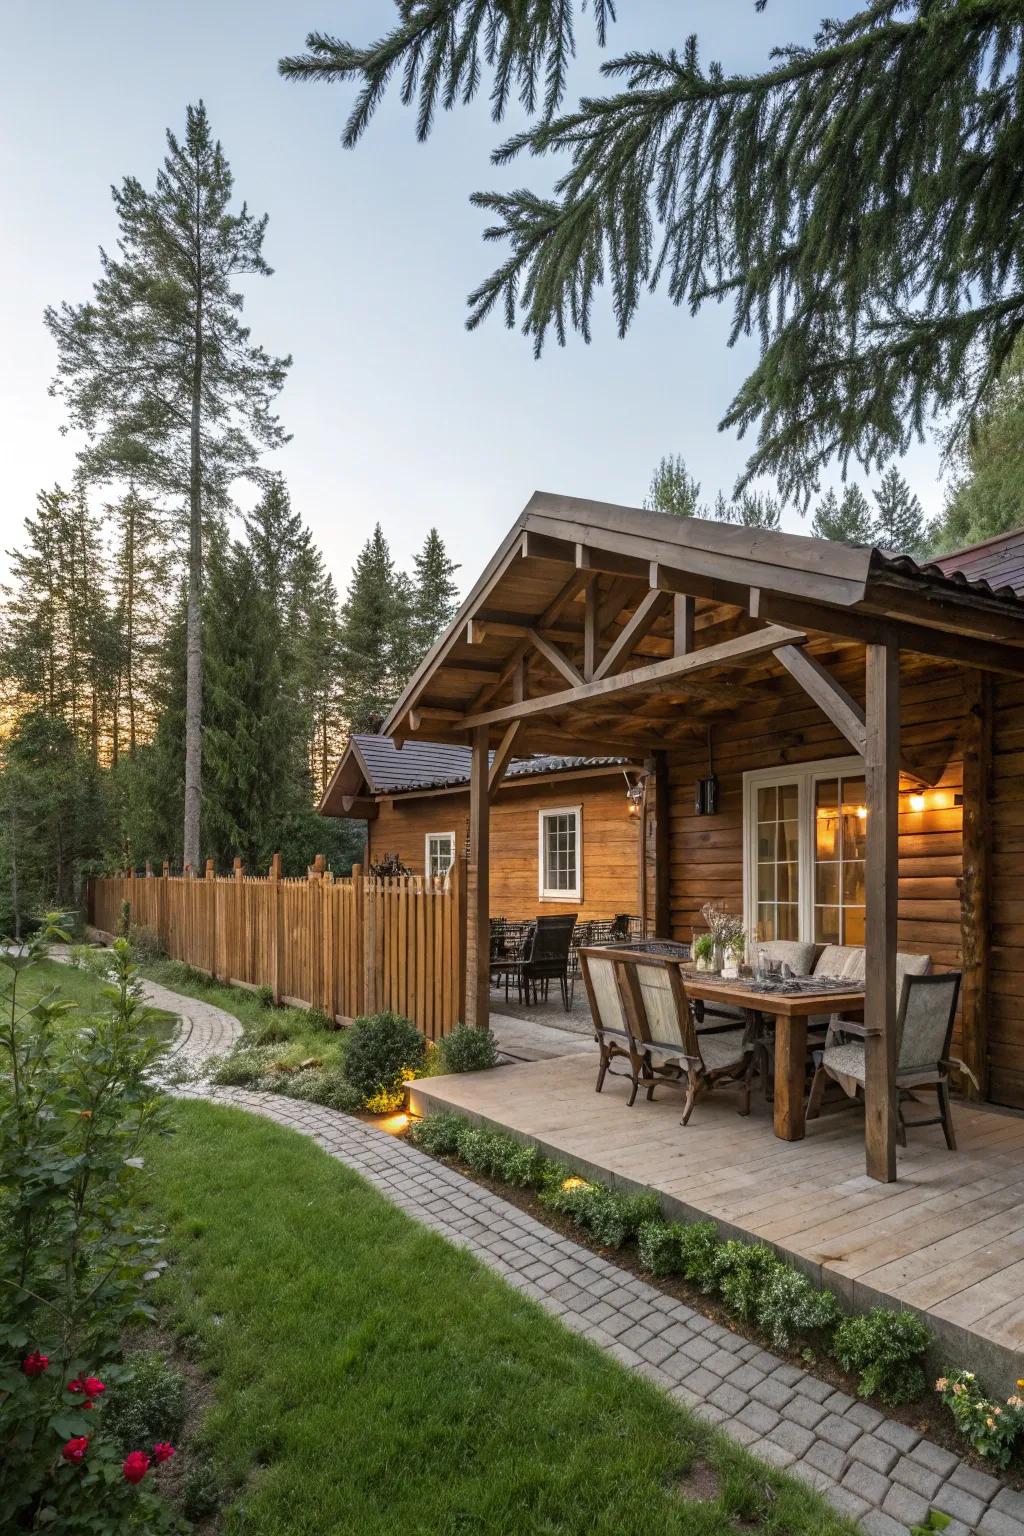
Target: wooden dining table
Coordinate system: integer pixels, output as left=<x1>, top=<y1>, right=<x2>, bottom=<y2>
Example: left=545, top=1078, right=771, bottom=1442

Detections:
left=681, top=974, right=866, bottom=1141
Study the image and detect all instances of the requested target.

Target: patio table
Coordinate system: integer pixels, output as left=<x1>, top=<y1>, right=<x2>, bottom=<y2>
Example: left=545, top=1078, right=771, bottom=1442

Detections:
left=682, top=975, right=866, bottom=1141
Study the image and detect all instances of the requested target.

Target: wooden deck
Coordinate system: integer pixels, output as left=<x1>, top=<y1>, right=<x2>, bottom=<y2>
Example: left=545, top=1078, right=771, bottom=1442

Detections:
left=410, top=1052, right=1024, bottom=1387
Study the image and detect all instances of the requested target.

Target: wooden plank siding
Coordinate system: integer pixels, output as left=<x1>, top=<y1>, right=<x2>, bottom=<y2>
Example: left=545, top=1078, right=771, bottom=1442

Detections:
left=368, top=773, right=641, bottom=922
left=990, top=677, right=1024, bottom=1107
left=661, top=653, right=975, bottom=1067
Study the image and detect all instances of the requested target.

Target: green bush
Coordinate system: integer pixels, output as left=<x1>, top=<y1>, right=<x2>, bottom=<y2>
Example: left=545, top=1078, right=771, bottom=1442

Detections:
left=754, top=1265, right=839, bottom=1351
left=285, top=1067, right=364, bottom=1113
left=714, top=1241, right=780, bottom=1323
left=408, top=1111, right=463, bottom=1157
left=540, top=1177, right=659, bottom=1249
left=832, top=1308, right=932, bottom=1405
left=343, top=1011, right=426, bottom=1106
left=677, top=1221, right=721, bottom=1292
left=104, top=1350, right=186, bottom=1451
left=637, top=1220, right=684, bottom=1277
left=438, top=1024, right=499, bottom=1074
left=257, top=984, right=276, bottom=1009
left=208, top=1044, right=280, bottom=1087
left=303, top=1007, right=335, bottom=1033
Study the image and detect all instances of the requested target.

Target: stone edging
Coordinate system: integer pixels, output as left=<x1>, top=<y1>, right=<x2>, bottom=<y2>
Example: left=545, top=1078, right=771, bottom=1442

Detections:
left=146, top=975, right=1024, bottom=1536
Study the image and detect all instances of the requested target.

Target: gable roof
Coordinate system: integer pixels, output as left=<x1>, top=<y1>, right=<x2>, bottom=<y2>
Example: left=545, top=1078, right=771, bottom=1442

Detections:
left=319, top=733, right=625, bottom=814
left=931, top=527, right=1024, bottom=599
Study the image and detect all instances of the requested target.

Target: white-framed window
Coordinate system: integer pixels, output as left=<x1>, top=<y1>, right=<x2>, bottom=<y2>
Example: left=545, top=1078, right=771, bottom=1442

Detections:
left=425, top=831, right=455, bottom=880
left=743, top=756, right=867, bottom=946
left=538, top=805, right=582, bottom=901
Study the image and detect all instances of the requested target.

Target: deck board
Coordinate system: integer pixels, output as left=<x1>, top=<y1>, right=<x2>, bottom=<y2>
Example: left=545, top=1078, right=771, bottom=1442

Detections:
left=410, top=1051, right=1024, bottom=1382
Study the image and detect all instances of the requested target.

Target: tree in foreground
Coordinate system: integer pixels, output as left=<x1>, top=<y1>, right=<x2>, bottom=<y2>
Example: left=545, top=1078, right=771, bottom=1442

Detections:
left=45, top=101, right=290, bottom=872
left=872, top=468, right=927, bottom=557
left=282, top=6, right=1024, bottom=502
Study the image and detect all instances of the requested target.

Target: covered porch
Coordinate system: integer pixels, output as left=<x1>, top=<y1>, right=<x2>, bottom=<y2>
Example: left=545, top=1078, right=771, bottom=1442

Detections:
left=384, top=494, right=1024, bottom=1184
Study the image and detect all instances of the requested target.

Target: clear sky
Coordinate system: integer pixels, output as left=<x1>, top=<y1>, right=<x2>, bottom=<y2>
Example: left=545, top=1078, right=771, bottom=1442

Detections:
left=1, top=1, right=948, bottom=599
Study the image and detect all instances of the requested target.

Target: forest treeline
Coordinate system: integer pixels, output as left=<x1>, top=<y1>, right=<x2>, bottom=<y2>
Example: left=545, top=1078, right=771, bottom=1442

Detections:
left=0, top=102, right=458, bottom=932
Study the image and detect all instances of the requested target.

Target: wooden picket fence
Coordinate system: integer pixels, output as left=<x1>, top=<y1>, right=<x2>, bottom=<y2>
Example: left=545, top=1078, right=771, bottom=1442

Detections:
left=87, top=857, right=467, bottom=1042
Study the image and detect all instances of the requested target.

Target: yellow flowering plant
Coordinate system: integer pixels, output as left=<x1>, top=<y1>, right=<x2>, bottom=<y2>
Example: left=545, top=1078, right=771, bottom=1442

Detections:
left=937, top=1368, right=1024, bottom=1468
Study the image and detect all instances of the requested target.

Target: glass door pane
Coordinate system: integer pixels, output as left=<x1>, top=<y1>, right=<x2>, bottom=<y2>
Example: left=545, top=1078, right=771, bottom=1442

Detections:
left=814, top=773, right=867, bottom=944
left=755, top=779, right=800, bottom=941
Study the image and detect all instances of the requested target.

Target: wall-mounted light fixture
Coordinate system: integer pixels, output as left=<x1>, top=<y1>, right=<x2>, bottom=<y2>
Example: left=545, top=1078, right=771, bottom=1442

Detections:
left=696, top=726, right=719, bottom=816
left=624, top=770, right=647, bottom=819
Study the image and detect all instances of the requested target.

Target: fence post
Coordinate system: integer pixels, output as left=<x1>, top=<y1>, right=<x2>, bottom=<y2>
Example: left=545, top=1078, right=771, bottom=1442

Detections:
left=270, top=851, right=283, bottom=1005
left=322, top=869, right=335, bottom=1018
left=160, top=861, right=170, bottom=954
left=453, top=854, right=467, bottom=1028
left=352, top=864, right=364, bottom=1017
left=205, top=858, right=216, bottom=978
left=364, top=867, right=378, bottom=1015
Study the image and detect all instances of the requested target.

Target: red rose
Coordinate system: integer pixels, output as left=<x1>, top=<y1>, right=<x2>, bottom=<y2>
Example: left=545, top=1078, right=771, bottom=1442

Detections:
left=83, top=1376, right=105, bottom=1396
left=122, top=1450, right=150, bottom=1485
left=152, top=1442, right=175, bottom=1465
left=62, top=1436, right=89, bottom=1465
left=67, top=1378, right=85, bottom=1394
left=22, top=1351, right=49, bottom=1377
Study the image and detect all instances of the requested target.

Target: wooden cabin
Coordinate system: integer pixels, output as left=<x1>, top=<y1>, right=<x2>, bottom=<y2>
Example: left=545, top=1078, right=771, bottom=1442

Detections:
left=319, top=734, right=645, bottom=922
left=379, top=493, right=1024, bottom=1183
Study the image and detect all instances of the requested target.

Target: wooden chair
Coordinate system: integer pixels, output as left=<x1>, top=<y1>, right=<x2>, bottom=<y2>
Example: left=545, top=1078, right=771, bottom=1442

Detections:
left=578, top=947, right=647, bottom=1105
left=580, top=947, right=752, bottom=1123
left=806, top=971, right=962, bottom=1149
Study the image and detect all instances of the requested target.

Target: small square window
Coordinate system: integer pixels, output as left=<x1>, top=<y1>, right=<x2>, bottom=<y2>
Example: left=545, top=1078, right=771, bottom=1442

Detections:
left=538, top=807, right=582, bottom=901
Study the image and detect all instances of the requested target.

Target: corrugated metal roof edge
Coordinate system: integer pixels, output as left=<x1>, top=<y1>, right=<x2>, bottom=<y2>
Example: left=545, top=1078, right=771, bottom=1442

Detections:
left=874, top=546, right=1024, bottom=605
left=369, top=752, right=630, bottom=795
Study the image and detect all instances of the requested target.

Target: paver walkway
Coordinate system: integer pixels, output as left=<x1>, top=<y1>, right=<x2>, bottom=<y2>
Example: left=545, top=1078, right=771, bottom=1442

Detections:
left=148, top=975, right=1024, bottom=1536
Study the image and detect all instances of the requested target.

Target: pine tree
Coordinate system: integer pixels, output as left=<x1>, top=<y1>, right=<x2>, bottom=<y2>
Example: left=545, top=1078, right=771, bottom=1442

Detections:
left=930, top=338, right=1024, bottom=553
left=810, top=485, right=876, bottom=546
left=108, top=485, right=175, bottom=761
left=202, top=538, right=310, bottom=870
left=411, top=529, right=460, bottom=665
left=872, top=467, right=926, bottom=556
left=284, top=6, right=1024, bottom=501
left=45, top=101, right=290, bottom=871
left=338, top=525, right=412, bottom=730
left=644, top=456, right=705, bottom=518
left=712, top=490, right=782, bottom=531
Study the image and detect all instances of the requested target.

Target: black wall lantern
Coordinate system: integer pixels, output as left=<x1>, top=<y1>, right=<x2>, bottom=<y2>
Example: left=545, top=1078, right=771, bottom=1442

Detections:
left=695, top=726, right=719, bottom=816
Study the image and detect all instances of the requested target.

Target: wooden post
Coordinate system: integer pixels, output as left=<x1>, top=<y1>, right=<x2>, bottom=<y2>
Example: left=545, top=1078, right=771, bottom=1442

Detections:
left=453, top=853, right=467, bottom=1030
left=160, top=860, right=169, bottom=954
left=309, top=853, right=326, bottom=883
left=584, top=582, right=598, bottom=681
left=270, top=851, right=283, bottom=1005
left=352, top=864, right=365, bottom=1016
left=465, top=725, right=490, bottom=1027
left=960, top=669, right=992, bottom=1100
left=652, top=751, right=672, bottom=937
left=145, top=860, right=153, bottom=878
left=205, top=858, right=216, bottom=978
left=673, top=594, right=694, bottom=656
left=864, top=642, right=900, bottom=1183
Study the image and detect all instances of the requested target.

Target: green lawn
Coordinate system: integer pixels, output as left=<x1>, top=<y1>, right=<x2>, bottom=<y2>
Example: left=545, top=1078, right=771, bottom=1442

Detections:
left=142, top=959, right=345, bottom=1066
left=9, top=956, right=177, bottom=1041
left=146, top=1101, right=854, bottom=1536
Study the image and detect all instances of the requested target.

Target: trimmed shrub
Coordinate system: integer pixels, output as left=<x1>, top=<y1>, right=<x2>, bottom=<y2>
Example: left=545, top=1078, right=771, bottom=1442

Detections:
left=677, top=1221, right=721, bottom=1292
left=714, top=1241, right=781, bottom=1323
left=278, top=1067, right=364, bottom=1114
left=637, top=1220, right=684, bottom=1277
left=832, top=1308, right=932, bottom=1405
left=343, top=1011, right=426, bottom=1108
left=105, top=1351, right=186, bottom=1452
left=408, top=1112, right=463, bottom=1157
left=540, top=1177, right=659, bottom=1249
left=753, top=1266, right=840, bottom=1351
left=438, top=1024, right=500, bottom=1074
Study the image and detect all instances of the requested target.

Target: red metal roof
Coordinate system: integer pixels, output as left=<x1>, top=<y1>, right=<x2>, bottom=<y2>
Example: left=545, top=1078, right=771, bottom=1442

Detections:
left=930, top=528, right=1024, bottom=599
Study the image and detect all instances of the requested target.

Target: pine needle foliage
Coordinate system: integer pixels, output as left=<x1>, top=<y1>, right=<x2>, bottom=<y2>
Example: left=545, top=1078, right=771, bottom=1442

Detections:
left=287, top=3, right=1024, bottom=500
left=279, top=2, right=618, bottom=144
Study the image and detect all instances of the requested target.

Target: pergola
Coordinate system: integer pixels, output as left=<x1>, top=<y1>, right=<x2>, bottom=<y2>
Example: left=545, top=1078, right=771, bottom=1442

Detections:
left=383, top=493, right=1024, bottom=1182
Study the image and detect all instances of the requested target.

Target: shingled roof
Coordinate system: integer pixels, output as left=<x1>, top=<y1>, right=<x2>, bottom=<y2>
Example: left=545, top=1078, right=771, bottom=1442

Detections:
left=319, top=733, right=626, bottom=814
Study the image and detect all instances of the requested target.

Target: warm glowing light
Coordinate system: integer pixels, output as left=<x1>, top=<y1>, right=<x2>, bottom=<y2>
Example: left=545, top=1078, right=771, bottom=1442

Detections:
left=909, top=793, right=926, bottom=813
left=561, top=1176, right=590, bottom=1192
left=856, top=805, right=868, bottom=820
left=376, top=1111, right=410, bottom=1136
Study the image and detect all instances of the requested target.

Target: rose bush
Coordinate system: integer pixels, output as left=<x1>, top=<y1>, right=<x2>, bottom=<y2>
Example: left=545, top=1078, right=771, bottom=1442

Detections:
left=0, top=926, right=184, bottom=1531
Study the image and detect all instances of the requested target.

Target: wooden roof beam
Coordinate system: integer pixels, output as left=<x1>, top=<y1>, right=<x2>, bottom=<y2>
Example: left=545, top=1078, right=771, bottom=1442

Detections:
left=458, top=624, right=806, bottom=732
left=488, top=720, right=523, bottom=799
left=593, top=589, right=670, bottom=681
left=527, top=627, right=584, bottom=687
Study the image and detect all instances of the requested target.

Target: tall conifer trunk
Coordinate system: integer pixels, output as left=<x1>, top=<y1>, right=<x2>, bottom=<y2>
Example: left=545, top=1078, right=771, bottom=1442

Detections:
left=183, top=270, right=203, bottom=871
